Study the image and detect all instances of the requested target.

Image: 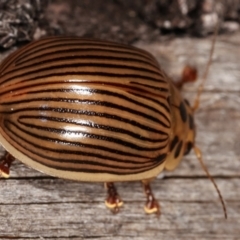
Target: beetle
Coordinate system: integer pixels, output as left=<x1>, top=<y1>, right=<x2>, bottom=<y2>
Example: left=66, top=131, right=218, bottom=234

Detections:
left=0, top=35, right=226, bottom=216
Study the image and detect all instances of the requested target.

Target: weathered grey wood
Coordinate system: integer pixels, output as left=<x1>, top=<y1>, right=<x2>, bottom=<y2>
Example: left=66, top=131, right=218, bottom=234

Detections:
left=0, top=33, right=239, bottom=239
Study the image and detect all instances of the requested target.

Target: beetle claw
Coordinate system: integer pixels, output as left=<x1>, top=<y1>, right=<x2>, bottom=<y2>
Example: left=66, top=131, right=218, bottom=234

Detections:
left=144, top=199, right=160, bottom=216
left=0, top=152, right=14, bottom=178
left=142, top=180, right=160, bottom=216
left=104, top=182, right=123, bottom=213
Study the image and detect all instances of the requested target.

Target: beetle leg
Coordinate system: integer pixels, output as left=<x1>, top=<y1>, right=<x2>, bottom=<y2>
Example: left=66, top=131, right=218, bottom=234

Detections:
left=142, top=180, right=160, bottom=216
left=0, top=152, right=15, bottom=178
left=104, top=182, right=123, bottom=213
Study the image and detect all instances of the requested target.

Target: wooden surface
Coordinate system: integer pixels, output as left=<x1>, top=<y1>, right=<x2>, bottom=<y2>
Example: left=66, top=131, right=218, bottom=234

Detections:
left=0, top=32, right=240, bottom=240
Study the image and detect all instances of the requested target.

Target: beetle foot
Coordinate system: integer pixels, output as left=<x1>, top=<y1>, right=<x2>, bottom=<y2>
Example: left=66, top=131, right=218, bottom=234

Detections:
left=142, top=180, right=160, bottom=216
left=0, top=152, right=15, bottom=178
left=104, top=182, right=123, bottom=213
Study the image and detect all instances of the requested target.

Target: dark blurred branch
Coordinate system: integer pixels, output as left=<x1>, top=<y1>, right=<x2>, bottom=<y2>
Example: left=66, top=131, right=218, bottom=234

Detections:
left=0, top=0, right=49, bottom=48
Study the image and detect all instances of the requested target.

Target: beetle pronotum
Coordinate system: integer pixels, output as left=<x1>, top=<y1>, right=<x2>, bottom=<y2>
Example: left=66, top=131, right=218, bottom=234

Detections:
left=0, top=30, right=226, bottom=217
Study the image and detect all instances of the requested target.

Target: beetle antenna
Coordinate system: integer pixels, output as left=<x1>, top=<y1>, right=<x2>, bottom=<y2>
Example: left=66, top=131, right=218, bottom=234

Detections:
left=192, top=20, right=227, bottom=219
left=192, top=21, right=219, bottom=112
left=194, top=146, right=227, bottom=219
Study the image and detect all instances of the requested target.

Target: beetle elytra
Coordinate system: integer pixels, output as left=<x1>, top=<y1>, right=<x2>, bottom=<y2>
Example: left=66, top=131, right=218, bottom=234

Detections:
left=0, top=34, right=226, bottom=217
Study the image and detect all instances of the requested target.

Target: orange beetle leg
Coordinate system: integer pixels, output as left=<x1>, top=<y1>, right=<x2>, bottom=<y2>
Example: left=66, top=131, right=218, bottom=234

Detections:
left=0, top=152, right=15, bottom=178
left=104, top=182, right=123, bottom=213
left=142, top=180, right=160, bottom=216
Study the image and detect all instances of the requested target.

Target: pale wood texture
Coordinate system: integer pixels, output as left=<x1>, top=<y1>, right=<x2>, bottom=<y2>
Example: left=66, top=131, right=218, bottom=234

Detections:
left=0, top=32, right=240, bottom=240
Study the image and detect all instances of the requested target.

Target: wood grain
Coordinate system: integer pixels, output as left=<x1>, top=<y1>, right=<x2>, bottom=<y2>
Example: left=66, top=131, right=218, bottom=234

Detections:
left=0, top=32, right=239, bottom=239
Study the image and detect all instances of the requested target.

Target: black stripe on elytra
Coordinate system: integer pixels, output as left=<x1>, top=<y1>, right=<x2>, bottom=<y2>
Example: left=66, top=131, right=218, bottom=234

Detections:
left=5, top=120, right=165, bottom=173
left=155, top=153, right=167, bottom=163
left=179, top=101, right=188, bottom=123
left=14, top=41, right=156, bottom=67
left=5, top=129, right=155, bottom=173
left=45, top=164, right=158, bottom=175
left=0, top=81, right=166, bottom=99
left=19, top=115, right=169, bottom=142
left=3, top=107, right=169, bottom=135
left=1, top=70, right=164, bottom=86
left=5, top=119, right=153, bottom=162
left=0, top=78, right=166, bottom=96
left=6, top=60, right=162, bottom=80
left=14, top=53, right=161, bottom=74
left=174, top=140, right=183, bottom=159
left=129, top=91, right=170, bottom=113
left=16, top=120, right=168, bottom=152
left=130, top=81, right=168, bottom=92
left=2, top=39, right=157, bottom=77
left=44, top=153, right=167, bottom=174
left=18, top=87, right=169, bottom=118
left=8, top=57, right=160, bottom=76
left=5, top=98, right=170, bottom=127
